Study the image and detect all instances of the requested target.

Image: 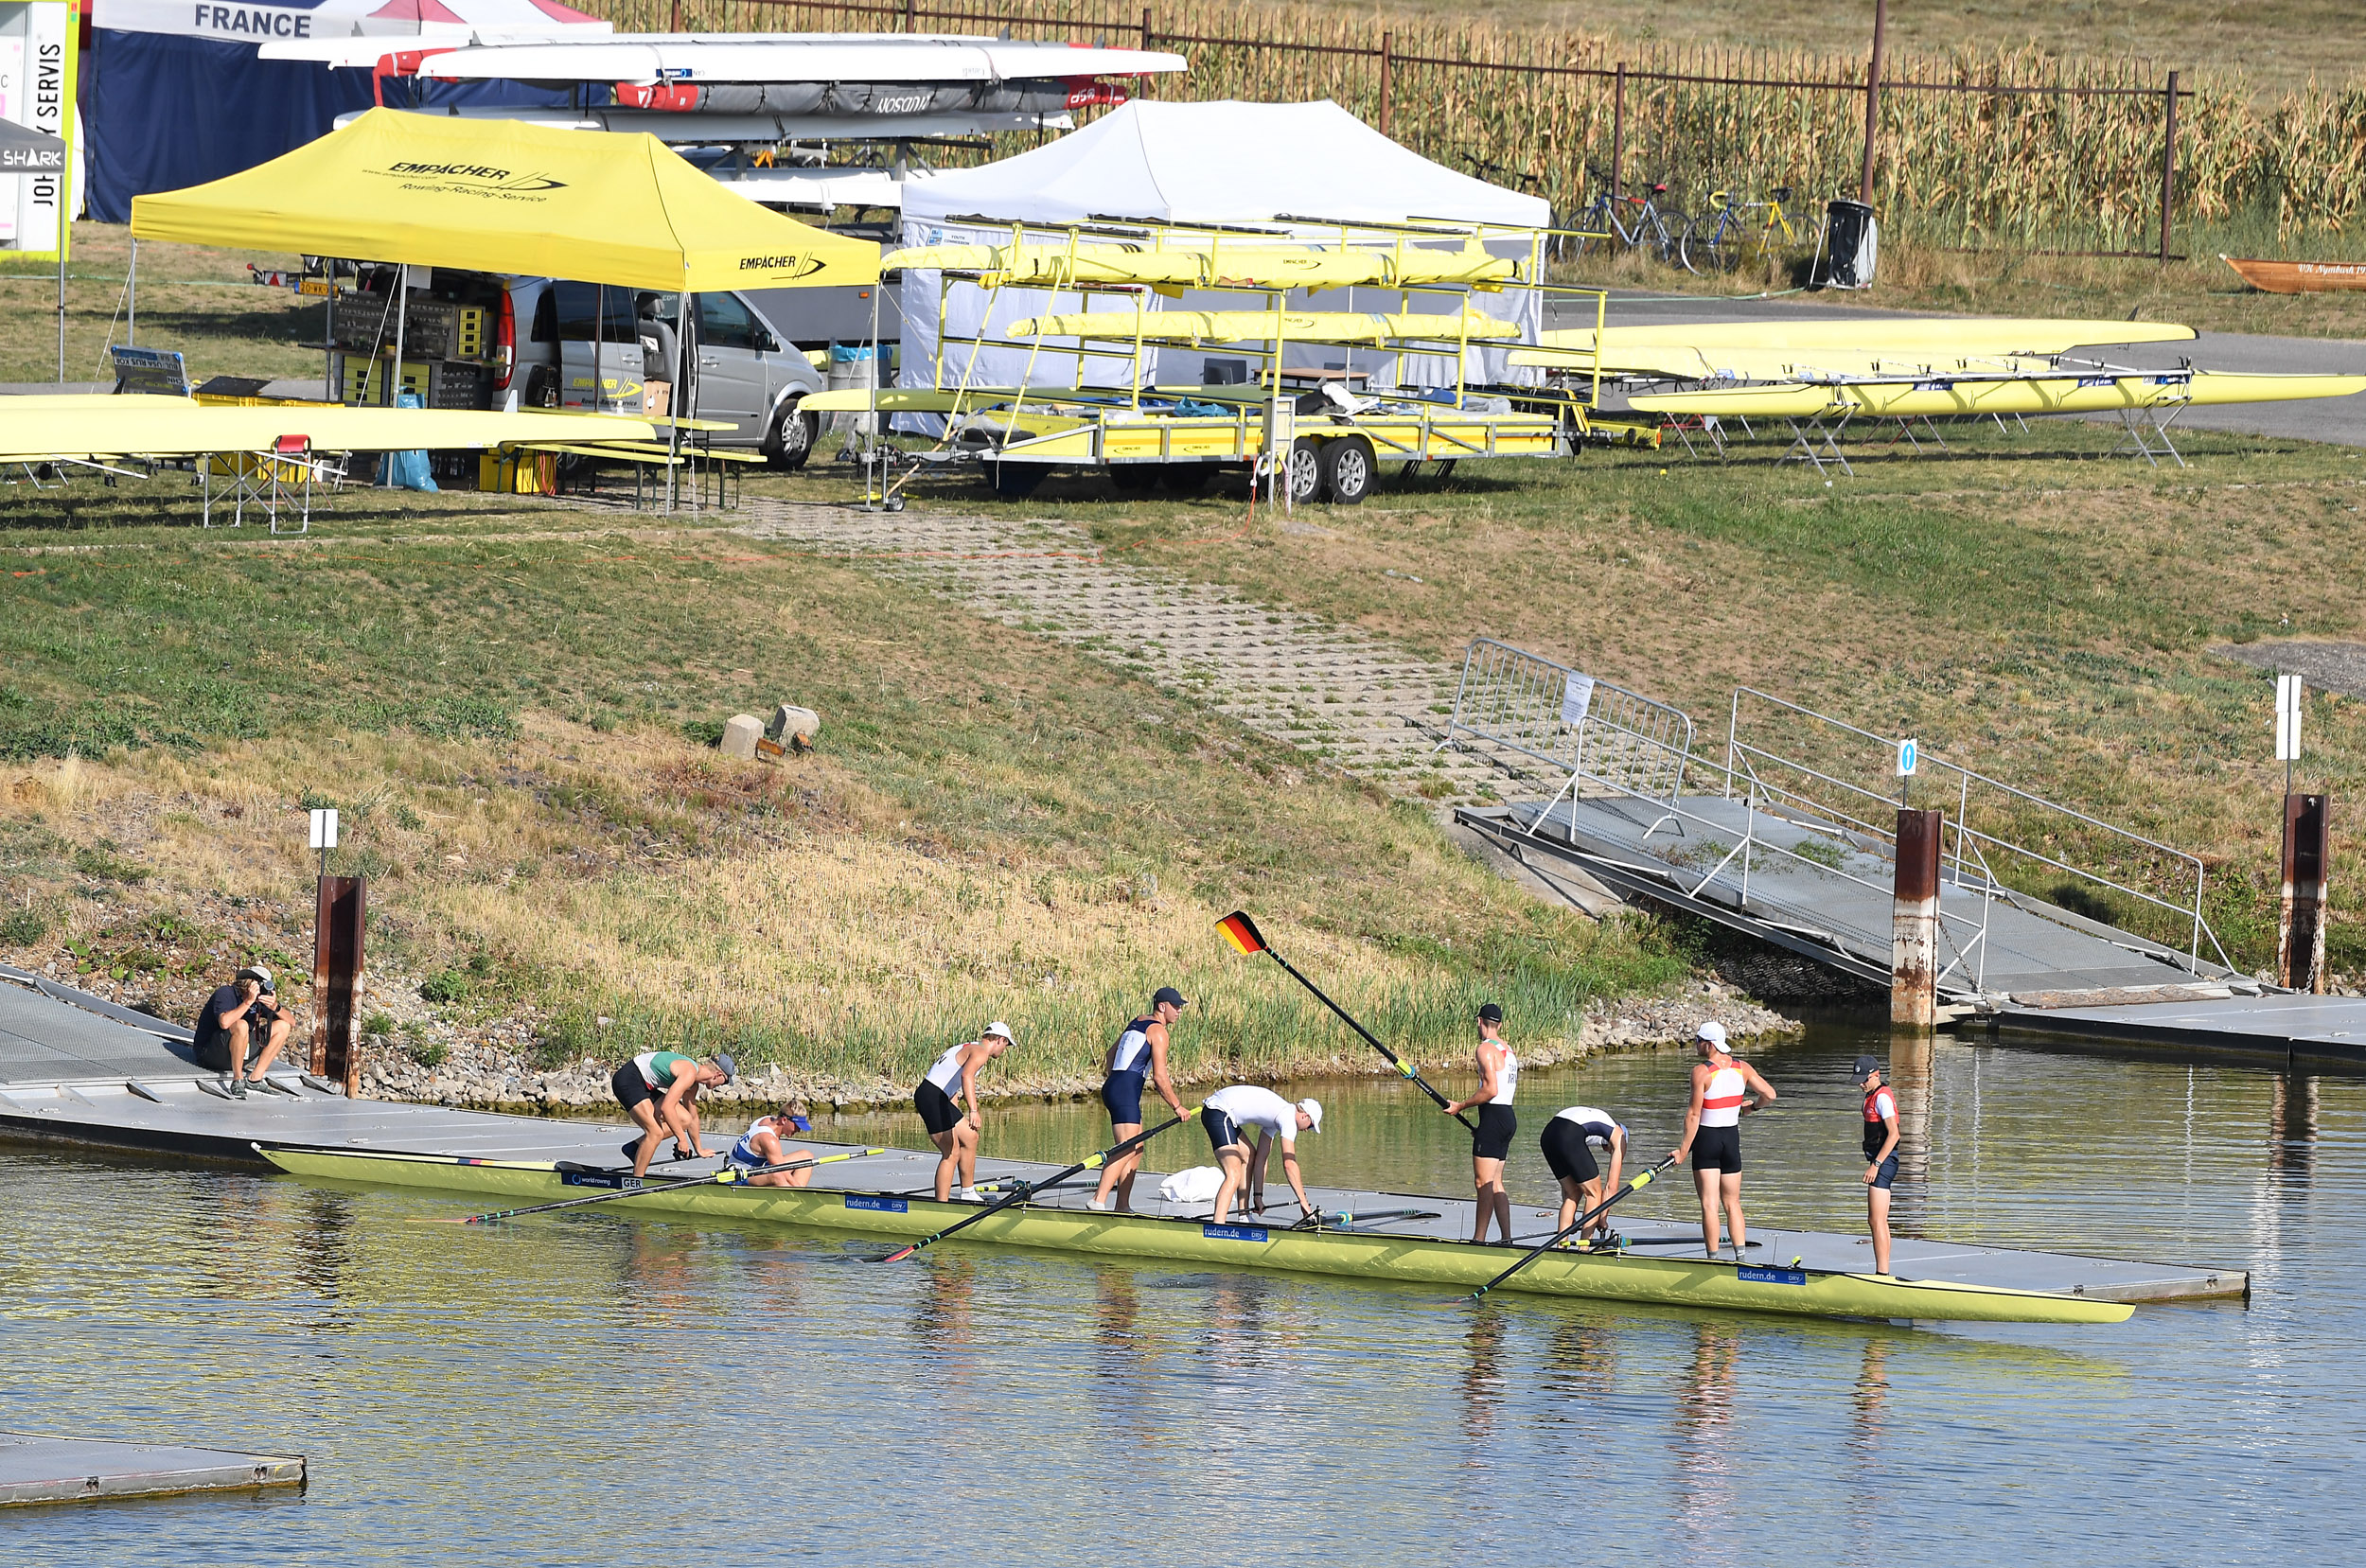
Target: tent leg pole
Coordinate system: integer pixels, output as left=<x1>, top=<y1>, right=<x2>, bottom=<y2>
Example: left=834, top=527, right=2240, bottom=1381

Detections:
left=670, top=289, right=689, bottom=516
left=387, top=264, right=409, bottom=486
left=127, top=237, right=135, bottom=347
left=56, top=165, right=67, bottom=383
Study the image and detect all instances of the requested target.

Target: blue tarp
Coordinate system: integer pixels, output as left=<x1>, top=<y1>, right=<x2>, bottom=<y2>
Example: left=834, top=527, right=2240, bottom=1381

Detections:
left=85, top=31, right=590, bottom=222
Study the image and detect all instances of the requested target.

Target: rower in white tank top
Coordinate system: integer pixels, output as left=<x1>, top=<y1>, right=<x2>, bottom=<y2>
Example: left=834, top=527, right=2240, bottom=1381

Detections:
left=1700, top=1060, right=1747, bottom=1127
left=1489, top=1042, right=1519, bottom=1105
left=924, top=1043, right=967, bottom=1093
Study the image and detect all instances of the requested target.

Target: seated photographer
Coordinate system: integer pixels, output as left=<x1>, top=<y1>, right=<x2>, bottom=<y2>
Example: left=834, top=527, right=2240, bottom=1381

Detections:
left=192, top=965, right=291, bottom=1098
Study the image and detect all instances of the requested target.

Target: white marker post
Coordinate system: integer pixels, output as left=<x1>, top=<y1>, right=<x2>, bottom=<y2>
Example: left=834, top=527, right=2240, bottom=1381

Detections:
left=1896, top=736, right=1917, bottom=808
left=309, top=806, right=340, bottom=882
left=2275, top=673, right=2304, bottom=794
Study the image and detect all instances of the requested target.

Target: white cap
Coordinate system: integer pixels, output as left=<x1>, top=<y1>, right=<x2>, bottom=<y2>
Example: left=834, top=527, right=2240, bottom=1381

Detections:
left=238, top=965, right=274, bottom=990
left=982, top=1021, right=1014, bottom=1042
left=1296, top=1098, right=1323, bottom=1134
left=1695, top=1021, right=1728, bottom=1048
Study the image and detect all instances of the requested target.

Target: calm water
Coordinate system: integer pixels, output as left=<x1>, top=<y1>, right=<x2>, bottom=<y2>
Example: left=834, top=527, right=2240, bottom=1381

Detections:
left=2, top=1014, right=2354, bottom=1565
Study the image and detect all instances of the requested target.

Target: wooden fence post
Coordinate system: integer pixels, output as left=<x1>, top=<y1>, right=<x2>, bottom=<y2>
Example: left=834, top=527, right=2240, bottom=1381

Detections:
left=1611, top=62, right=1625, bottom=200
left=2159, top=70, right=2181, bottom=264
left=1860, top=0, right=1887, bottom=203
left=1379, top=31, right=1392, bottom=136
left=1141, top=7, right=1152, bottom=46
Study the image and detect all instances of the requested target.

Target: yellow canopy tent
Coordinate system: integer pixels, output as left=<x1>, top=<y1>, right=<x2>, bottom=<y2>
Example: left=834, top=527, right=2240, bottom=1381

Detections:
left=130, top=107, right=877, bottom=291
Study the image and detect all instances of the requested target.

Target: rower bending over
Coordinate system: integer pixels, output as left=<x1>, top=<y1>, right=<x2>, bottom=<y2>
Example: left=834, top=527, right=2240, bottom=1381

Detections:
left=1441, top=1001, right=1518, bottom=1244
left=1089, top=986, right=1191, bottom=1213
left=728, top=1104, right=817, bottom=1188
left=612, top=1050, right=736, bottom=1178
left=1853, top=1054, right=1902, bottom=1277
left=1203, top=1084, right=1320, bottom=1225
left=1541, top=1104, right=1627, bottom=1247
left=1669, top=1022, right=1776, bottom=1260
left=916, top=1023, right=1012, bottom=1203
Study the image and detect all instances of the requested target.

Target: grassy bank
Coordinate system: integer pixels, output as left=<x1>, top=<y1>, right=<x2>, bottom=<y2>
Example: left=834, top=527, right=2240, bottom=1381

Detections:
left=0, top=495, right=1698, bottom=1087
left=830, top=419, right=2366, bottom=979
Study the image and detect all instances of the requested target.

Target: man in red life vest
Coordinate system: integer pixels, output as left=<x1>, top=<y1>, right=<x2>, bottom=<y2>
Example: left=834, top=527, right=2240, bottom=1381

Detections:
left=1853, top=1053, right=1902, bottom=1277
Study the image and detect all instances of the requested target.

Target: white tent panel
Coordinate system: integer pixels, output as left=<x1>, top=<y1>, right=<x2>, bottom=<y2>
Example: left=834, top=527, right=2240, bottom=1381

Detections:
left=897, top=100, right=1547, bottom=404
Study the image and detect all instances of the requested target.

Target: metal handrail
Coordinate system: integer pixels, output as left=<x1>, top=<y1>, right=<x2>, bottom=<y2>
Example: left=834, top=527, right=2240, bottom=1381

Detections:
left=1726, top=686, right=2232, bottom=976
left=1443, top=638, right=1696, bottom=802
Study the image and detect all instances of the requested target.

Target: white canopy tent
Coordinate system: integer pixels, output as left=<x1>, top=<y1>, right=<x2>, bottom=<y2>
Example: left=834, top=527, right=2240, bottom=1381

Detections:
left=897, top=99, right=1550, bottom=396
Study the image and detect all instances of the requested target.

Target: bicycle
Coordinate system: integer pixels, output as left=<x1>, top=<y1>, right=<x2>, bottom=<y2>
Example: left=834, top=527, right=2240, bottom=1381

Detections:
left=1681, top=185, right=1816, bottom=276
left=1570, top=164, right=1686, bottom=266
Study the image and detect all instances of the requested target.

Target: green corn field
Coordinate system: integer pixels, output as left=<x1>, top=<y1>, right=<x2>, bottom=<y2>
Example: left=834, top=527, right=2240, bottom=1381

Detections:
left=586, top=0, right=2366, bottom=255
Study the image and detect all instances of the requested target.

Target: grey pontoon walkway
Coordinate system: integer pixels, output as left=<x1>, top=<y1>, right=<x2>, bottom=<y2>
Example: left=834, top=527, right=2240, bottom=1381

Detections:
left=0, top=1432, right=305, bottom=1507
left=1461, top=796, right=2237, bottom=1003
left=1994, top=992, right=2366, bottom=1068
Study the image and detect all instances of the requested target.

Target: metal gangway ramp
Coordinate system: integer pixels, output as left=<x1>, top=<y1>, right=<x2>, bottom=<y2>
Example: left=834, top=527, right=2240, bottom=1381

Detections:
left=1442, top=640, right=2247, bottom=1007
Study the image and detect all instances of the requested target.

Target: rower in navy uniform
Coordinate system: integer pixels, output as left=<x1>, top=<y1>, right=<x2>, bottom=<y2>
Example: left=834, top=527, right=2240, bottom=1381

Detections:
left=1442, top=1002, right=1519, bottom=1244
left=726, top=1103, right=816, bottom=1188
left=1089, top=987, right=1191, bottom=1213
left=1540, top=1103, right=1628, bottom=1248
left=1853, top=1054, right=1902, bottom=1277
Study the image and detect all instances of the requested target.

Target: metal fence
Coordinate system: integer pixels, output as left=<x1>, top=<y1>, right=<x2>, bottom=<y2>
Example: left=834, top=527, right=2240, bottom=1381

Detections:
left=597, top=0, right=2200, bottom=258
left=1440, top=638, right=1694, bottom=802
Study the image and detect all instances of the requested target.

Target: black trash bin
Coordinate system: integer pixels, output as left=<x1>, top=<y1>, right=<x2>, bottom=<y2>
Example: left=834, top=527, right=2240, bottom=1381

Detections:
left=1822, top=200, right=1879, bottom=290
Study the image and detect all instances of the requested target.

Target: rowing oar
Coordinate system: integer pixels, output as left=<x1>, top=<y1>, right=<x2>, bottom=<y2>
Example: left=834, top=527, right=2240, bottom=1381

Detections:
left=425, top=1148, right=888, bottom=1225
left=1467, top=1156, right=1677, bottom=1301
left=1216, top=909, right=1474, bottom=1131
left=875, top=1107, right=1202, bottom=1264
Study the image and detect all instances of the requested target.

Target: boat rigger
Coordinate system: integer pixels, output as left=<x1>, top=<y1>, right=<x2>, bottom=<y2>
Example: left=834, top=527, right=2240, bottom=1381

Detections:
left=256, top=1138, right=2237, bottom=1327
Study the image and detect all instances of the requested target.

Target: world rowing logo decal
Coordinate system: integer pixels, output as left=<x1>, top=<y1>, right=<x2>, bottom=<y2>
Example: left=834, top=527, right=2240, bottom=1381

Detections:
left=372, top=162, right=569, bottom=200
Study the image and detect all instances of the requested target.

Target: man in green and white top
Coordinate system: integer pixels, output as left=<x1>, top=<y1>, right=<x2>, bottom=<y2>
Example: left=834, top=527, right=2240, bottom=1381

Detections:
left=609, top=1049, right=737, bottom=1177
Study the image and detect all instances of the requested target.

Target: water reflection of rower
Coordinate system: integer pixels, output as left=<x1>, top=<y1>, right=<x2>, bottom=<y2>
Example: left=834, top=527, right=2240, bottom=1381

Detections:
left=1671, top=1320, right=1741, bottom=1542
left=2270, top=1074, right=2319, bottom=1178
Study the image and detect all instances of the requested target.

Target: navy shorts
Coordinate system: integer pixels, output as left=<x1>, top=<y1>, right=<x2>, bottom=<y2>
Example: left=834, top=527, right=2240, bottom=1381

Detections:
left=1868, top=1152, right=1899, bottom=1190
left=1203, top=1107, right=1245, bottom=1154
left=1102, top=1069, right=1146, bottom=1126
left=1692, top=1125, right=1741, bottom=1173
left=915, top=1079, right=962, bottom=1136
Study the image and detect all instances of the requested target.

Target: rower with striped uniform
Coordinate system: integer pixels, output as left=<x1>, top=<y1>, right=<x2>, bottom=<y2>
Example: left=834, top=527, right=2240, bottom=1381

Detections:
left=1669, top=1022, right=1777, bottom=1260
left=1088, top=986, right=1191, bottom=1213
left=1442, top=1002, right=1519, bottom=1244
left=1540, top=1103, right=1628, bottom=1248
left=726, top=1103, right=817, bottom=1188
left=916, top=1023, right=1013, bottom=1203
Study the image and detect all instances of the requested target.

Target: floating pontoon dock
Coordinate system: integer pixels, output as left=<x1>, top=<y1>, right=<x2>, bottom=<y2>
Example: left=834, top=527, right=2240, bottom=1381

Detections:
left=0, top=1433, right=305, bottom=1507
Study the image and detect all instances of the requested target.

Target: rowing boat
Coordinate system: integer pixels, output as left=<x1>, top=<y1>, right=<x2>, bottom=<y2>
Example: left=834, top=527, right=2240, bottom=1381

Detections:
left=258, top=1145, right=2134, bottom=1326
left=1629, top=370, right=2366, bottom=420
left=2221, top=255, right=2366, bottom=293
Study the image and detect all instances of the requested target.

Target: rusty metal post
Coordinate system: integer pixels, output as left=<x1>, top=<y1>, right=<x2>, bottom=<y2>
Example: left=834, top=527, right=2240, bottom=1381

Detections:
left=1892, top=808, right=1941, bottom=1026
left=2279, top=792, right=2330, bottom=993
left=2158, top=70, right=2181, bottom=265
left=1379, top=31, right=1392, bottom=136
left=1859, top=0, right=1887, bottom=203
left=669, top=0, right=680, bottom=30
left=1610, top=62, right=1625, bottom=201
left=310, top=875, right=367, bottom=1095
left=1141, top=7, right=1152, bottom=46
left=903, top=0, right=915, bottom=32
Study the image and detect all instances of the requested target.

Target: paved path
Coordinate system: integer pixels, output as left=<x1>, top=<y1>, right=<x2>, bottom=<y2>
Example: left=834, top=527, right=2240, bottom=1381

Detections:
left=734, top=499, right=1555, bottom=804
left=1545, top=290, right=2366, bottom=447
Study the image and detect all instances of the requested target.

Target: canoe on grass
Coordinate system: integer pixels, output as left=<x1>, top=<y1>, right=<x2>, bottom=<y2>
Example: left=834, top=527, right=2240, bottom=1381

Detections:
left=259, top=1144, right=2135, bottom=1327
left=2222, top=255, right=2366, bottom=293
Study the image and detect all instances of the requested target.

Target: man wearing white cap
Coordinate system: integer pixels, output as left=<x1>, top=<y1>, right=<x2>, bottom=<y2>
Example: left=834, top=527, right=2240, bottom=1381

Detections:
left=917, top=1023, right=1013, bottom=1202
left=1202, top=1084, right=1320, bottom=1225
left=192, top=964, right=291, bottom=1098
left=1669, top=1022, right=1776, bottom=1261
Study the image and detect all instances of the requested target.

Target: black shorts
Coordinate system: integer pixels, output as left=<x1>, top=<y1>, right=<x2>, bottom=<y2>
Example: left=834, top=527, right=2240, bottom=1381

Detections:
left=1471, top=1103, right=1516, bottom=1163
left=1203, top=1106, right=1245, bottom=1154
left=1692, top=1124, right=1741, bottom=1173
left=611, top=1063, right=659, bottom=1115
left=1868, top=1152, right=1900, bottom=1190
left=915, top=1079, right=962, bottom=1136
left=1540, top=1119, right=1600, bottom=1184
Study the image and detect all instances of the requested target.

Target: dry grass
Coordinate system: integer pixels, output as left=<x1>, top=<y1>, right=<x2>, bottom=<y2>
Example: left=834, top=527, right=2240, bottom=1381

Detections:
left=0, top=506, right=1689, bottom=1084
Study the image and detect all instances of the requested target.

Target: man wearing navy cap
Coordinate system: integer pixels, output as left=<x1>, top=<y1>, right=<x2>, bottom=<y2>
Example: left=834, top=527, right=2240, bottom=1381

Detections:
left=1854, top=1054, right=1902, bottom=1277
left=1089, top=986, right=1191, bottom=1212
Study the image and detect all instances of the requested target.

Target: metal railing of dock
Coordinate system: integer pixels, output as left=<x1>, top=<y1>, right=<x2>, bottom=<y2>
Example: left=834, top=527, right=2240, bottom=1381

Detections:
left=1723, top=687, right=2234, bottom=979
left=1439, top=637, right=1694, bottom=802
